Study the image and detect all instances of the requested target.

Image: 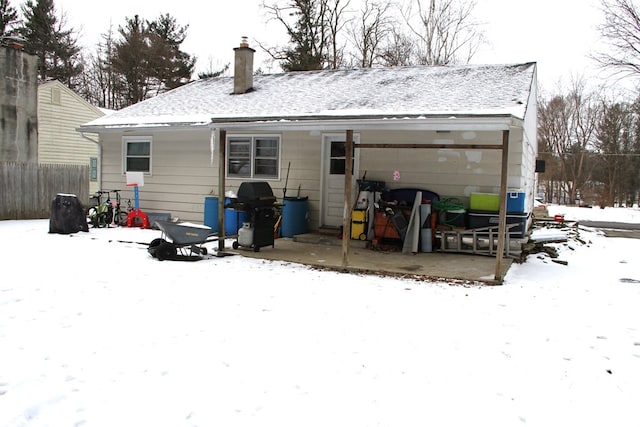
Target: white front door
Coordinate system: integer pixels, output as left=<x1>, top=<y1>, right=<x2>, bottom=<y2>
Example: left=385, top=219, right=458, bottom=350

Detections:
left=321, top=133, right=360, bottom=227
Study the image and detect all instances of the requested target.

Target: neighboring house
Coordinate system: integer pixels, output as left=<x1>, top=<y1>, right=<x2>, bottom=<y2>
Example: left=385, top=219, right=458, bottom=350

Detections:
left=80, top=41, right=538, bottom=236
left=38, top=80, right=105, bottom=195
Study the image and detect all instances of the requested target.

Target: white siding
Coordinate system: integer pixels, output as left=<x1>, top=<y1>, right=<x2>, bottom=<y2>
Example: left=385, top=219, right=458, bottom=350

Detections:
left=99, top=126, right=531, bottom=226
left=37, top=81, right=103, bottom=194
left=99, top=129, right=216, bottom=222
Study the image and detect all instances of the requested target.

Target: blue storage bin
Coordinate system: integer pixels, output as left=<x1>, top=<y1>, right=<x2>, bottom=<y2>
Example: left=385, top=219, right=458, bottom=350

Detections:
left=506, top=191, right=525, bottom=213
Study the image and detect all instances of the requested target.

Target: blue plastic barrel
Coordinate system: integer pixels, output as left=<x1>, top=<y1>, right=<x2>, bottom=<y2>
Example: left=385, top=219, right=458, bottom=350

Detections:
left=204, top=196, right=219, bottom=232
left=281, top=196, right=309, bottom=237
left=224, top=198, right=249, bottom=236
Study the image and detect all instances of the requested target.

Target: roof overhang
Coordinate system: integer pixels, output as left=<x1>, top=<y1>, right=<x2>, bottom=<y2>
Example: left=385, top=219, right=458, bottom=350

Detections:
left=77, top=122, right=211, bottom=134
left=209, top=114, right=521, bottom=132
left=78, top=114, right=523, bottom=134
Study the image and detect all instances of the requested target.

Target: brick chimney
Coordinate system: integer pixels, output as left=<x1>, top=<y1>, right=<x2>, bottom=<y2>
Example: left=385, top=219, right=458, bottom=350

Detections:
left=233, top=36, right=255, bottom=94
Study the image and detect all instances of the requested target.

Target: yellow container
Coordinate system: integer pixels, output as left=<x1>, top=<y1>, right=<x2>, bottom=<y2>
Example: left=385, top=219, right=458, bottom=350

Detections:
left=469, top=193, right=500, bottom=212
left=351, top=209, right=367, bottom=240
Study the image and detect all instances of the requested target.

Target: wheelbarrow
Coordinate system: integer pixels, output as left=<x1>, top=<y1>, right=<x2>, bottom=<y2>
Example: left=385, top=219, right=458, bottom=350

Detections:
left=148, top=220, right=215, bottom=261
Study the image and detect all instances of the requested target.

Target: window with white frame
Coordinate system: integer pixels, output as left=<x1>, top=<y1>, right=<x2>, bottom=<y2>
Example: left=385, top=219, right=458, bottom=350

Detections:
left=123, top=137, right=152, bottom=174
left=227, top=135, right=279, bottom=178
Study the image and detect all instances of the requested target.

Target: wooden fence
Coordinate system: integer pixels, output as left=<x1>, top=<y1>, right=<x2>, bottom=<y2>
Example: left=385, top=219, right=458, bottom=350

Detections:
left=1, top=162, right=89, bottom=220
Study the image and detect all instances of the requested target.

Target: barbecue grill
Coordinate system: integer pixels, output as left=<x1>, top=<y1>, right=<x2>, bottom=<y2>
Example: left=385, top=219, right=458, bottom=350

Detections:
left=229, top=181, right=278, bottom=252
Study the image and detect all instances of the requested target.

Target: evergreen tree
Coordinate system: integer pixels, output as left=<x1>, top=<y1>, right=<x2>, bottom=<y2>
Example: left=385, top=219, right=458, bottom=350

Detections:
left=147, top=13, right=195, bottom=91
left=112, top=13, right=195, bottom=106
left=0, top=0, right=19, bottom=37
left=113, top=15, right=150, bottom=104
left=197, top=62, right=229, bottom=79
left=18, top=0, right=81, bottom=85
left=281, top=0, right=326, bottom=71
left=263, top=0, right=329, bottom=71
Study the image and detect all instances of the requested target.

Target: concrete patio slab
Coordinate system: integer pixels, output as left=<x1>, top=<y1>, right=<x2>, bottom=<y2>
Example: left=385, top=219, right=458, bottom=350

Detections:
left=224, top=233, right=514, bottom=285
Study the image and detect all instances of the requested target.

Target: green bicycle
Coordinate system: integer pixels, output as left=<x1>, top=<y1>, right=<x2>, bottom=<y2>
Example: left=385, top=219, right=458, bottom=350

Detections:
left=87, top=190, right=129, bottom=228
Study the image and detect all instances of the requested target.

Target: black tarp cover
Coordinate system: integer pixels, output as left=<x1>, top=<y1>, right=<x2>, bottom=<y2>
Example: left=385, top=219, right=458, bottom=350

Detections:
left=49, top=194, right=89, bottom=234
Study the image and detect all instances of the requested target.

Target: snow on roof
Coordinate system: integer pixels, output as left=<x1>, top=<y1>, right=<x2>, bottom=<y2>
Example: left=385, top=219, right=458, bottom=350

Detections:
left=82, top=62, right=536, bottom=129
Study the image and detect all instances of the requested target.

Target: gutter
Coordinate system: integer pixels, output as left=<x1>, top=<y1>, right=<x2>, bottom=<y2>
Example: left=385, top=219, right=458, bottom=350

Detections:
left=209, top=115, right=521, bottom=132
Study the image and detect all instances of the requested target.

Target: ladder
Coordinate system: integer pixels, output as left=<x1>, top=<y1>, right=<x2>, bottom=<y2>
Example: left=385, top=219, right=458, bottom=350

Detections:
left=437, top=224, right=520, bottom=257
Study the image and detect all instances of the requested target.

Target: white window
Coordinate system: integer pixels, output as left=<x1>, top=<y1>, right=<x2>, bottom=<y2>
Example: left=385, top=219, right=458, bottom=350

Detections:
left=227, top=135, right=280, bottom=179
left=123, top=137, right=152, bottom=174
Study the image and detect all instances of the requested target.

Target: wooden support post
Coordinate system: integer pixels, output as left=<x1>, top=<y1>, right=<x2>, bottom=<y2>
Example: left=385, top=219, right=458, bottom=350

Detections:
left=342, top=130, right=354, bottom=267
left=494, top=129, right=510, bottom=282
left=218, top=129, right=226, bottom=252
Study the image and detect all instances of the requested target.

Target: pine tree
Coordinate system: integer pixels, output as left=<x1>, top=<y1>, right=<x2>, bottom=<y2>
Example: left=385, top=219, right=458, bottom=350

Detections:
left=0, top=0, right=20, bottom=37
left=147, top=13, right=195, bottom=91
left=263, top=0, right=328, bottom=71
left=113, top=15, right=150, bottom=104
left=18, top=0, right=81, bottom=85
left=112, top=13, right=195, bottom=106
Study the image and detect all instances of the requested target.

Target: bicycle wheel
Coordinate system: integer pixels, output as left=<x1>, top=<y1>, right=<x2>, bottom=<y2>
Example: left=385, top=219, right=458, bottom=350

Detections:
left=97, top=212, right=110, bottom=228
left=116, top=211, right=128, bottom=226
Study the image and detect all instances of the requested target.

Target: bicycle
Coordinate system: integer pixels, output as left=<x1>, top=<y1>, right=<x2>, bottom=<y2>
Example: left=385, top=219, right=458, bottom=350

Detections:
left=87, top=190, right=129, bottom=228
left=109, top=189, right=130, bottom=227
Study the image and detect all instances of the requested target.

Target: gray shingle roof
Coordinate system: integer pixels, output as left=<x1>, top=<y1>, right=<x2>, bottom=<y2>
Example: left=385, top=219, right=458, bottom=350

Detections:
left=83, top=62, right=536, bottom=128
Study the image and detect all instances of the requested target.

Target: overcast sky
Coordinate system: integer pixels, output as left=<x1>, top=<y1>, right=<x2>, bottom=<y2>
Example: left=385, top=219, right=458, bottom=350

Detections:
left=54, top=0, right=610, bottom=92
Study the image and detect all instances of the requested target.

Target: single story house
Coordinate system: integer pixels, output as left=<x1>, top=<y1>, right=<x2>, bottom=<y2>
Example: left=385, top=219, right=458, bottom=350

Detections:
left=79, top=40, right=537, bottom=278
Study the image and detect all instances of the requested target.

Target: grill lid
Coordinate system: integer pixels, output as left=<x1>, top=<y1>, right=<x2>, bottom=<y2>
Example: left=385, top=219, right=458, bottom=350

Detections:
left=237, top=181, right=276, bottom=205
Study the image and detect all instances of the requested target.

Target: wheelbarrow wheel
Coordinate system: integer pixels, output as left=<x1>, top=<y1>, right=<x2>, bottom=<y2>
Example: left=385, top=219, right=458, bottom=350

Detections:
left=148, top=238, right=165, bottom=258
left=156, top=241, right=177, bottom=261
left=149, top=238, right=165, bottom=248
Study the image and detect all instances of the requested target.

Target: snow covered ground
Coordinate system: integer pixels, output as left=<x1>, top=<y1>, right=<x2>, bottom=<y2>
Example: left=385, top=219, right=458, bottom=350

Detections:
left=0, top=204, right=639, bottom=427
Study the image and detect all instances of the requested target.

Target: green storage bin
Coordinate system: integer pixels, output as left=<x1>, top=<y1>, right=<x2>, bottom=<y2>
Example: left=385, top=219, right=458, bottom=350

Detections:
left=470, top=193, right=500, bottom=212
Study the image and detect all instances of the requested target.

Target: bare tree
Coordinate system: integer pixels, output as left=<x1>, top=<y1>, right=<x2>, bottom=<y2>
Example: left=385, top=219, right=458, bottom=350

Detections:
left=349, top=0, right=392, bottom=67
left=592, top=97, right=640, bottom=206
left=326, top=0, right=351, bottom=69
left=401, top=0, right=484, bottom=65
left=379, top=27, right=415, bottom=66
left=78, top=26, right=127, bottom=109
left=538, top=80, right=602, bottom=204
left=593, top=0, right=640, bottom=79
